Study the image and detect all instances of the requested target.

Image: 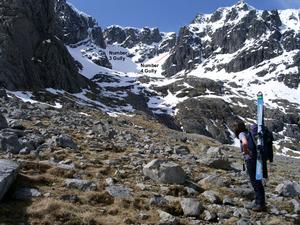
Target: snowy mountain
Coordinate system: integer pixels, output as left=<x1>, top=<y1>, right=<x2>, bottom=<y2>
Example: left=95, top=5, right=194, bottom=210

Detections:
left=1, top=0, right=299, bottom=156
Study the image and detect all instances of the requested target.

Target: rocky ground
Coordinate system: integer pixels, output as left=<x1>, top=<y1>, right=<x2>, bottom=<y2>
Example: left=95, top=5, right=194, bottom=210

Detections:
left=0, top=92, right=299, bottom=225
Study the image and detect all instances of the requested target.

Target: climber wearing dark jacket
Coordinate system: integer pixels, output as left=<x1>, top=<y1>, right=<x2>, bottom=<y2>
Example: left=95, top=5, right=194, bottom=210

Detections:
left=233, top=121, right=266, bottom=212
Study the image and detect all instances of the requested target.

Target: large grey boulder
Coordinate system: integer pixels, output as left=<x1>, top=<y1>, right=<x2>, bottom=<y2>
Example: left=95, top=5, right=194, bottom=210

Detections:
left=199, top=147, right=231, bottom=170
left=275, top=181, right=300, bottom=197
left=143, top=159, right=186, bottom=184
left=0, top=160, right=20, bottom=201
left=180, top=198, right=204, bottom=217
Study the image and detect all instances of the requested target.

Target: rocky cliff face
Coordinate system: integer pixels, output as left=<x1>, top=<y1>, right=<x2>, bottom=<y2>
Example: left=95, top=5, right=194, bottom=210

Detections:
left=104, top=26, right=163, bottom=48
left=162, top=26, right=202, bottom=77
left=104, top=26, right=176, bottom=63
left=0, top=0, right=90, bottom=92
left=162, top=1, right=300, bottom=83
left=54, top=0, right=106, bottom=48
left=54, top=0, right=111, bottom=69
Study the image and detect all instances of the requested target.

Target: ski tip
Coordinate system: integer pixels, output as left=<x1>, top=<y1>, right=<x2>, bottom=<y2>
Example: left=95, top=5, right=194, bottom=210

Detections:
left=257, top=91, right=263, bottom=97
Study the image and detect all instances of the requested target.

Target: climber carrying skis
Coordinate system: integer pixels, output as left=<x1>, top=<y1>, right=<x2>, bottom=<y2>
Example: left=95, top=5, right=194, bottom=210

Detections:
left=233, top=120, right=266, bottom=211
left=232, top=92, right=271, bottom=212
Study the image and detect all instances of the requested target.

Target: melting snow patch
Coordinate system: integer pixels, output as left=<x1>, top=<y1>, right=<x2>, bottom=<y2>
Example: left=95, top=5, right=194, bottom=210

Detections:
left=79, top=112, right=90, bottom=117
left=277, top=147, right=300, bottom=159
left=7, top=91, right=37, bottom=104
left=7, top=91, right=63, bottom=109
left=46, top=88, right=65, bottom=95
left=53, top=102, right=63, bottom=109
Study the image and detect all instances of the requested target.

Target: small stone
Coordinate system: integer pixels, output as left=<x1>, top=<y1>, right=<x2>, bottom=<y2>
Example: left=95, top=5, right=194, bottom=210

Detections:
left=123, top=218, right=134, bottom=224
left=139, top=212, right=150, bottom=220
left=60, top=194, right=80, bottom=203
left=149, top=195, right=168, bottom=206
left=202, top=191, right=221, bottom=204
left=276, top=181, right=300, bottom=197
left=236, top=218, right=253, bottom=225
left=204, top=210, right=217, bottom=221
left=103, top=159, right=119, bottom=166
left=105, top=177, right=115, bottom=186
left=185, top=187, right=199, bottom=196
left=270, top=207, right=280, bottom=215
left=223, top=196, right=234, bottom=205
left=291, top=199, right=300, bottom=214
left=233, top=208, right=250, bottom=218
left=173, top=145, right=190, bottom=155
left=157, top=210, right=179, bottom=225
left=65, top=179, right=96, bottom=191
left=19, top=147, right=31, bottom=155
left=180, top=198, right=204, bottom=217
left=56, top=134, right=77, bottom=150
left=8, top=120, right=25, bottom=130
left=136, top=183, right=147, bottom=191
left=106, top=185, right=132, bottom=198
left=44, top=193, right=51, bottom=198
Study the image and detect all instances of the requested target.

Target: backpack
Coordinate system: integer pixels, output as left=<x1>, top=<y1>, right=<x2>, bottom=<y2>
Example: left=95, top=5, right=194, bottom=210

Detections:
left=249, top=124, right=274, bottom=163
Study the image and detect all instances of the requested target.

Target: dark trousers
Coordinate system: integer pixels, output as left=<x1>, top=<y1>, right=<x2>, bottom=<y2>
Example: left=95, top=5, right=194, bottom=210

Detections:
left=246, top=158, right=265, bottom=206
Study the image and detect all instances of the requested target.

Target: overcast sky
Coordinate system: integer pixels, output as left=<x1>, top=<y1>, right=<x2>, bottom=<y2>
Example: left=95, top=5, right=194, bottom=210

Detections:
left=67, top=0, right=300, bottom=32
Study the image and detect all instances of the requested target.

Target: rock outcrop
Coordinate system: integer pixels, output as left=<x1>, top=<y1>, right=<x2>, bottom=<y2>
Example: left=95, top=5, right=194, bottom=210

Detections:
left=162, top=26, right=202, bottom=77
left=54, top=0, right=106, bottom=48
left=104, top=26, right=175, bottom=63
left=0, top=0, right=90, bottom=92
left=104, top=26, right=163, bottom=48
left=143, top=159, right=186, bottom=184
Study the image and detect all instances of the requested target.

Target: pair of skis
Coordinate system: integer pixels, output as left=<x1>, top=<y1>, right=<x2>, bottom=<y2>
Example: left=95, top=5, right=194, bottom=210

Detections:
left=256, top=92, right=264, bottom=181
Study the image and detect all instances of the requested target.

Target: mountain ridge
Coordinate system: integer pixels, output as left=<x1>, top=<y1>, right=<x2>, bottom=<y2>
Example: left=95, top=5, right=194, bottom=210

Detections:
left=0, top=0, right=299, bottom=155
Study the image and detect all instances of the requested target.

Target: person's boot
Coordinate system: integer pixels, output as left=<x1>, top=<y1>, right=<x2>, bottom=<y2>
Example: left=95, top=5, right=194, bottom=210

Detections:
left=252, top=203, right=267, bottom=212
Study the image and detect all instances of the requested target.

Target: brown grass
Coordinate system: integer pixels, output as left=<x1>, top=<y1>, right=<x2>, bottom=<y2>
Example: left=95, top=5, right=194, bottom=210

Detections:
left=47, top=167, right=76, bottom=179
left=18, top=173, right=54, bottom=186
left=83, top=192, right=114, bottom=206
left=27, top=199, right=106, bottom=225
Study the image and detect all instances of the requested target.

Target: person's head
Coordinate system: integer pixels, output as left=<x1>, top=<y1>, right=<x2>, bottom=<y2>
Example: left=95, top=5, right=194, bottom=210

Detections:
left=233, top=120, right=247, bottom=138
